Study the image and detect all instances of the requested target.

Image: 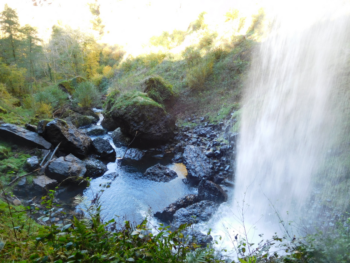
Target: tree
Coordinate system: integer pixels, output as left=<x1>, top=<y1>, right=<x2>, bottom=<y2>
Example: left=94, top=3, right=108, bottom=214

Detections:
left=21, top=24, right=42, bottom=79
left=0, top=4, right=21, bottom=64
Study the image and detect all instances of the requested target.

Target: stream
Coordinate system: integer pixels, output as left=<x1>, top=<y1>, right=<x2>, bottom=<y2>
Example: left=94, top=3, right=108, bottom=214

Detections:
left=78, top=109, right=195, bottom=226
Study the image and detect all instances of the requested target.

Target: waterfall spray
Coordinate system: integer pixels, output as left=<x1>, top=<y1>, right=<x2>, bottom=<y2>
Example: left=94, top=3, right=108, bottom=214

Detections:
left=202, top=0, right=350, bottom=255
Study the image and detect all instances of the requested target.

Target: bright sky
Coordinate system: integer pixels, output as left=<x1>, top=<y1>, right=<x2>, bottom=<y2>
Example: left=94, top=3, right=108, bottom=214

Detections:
left=1, top=0, right=262, bottom=50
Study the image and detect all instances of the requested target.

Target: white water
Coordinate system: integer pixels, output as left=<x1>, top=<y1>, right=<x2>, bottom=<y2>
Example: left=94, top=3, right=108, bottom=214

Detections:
left=203, top=0, right=350, bottom=255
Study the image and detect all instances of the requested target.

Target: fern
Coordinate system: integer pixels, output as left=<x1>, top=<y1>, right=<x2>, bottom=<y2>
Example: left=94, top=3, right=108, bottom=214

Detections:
left=185, top=248, right=207, bottom=263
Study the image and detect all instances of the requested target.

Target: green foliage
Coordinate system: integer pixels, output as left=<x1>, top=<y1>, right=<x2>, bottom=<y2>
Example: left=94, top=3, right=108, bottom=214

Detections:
left=58, top=76, right=87, bottom=94
left=143, top=75, right=175, bottom=106
left=34, top=84, right=68, bottom=110
left=186, top=57, right=214, bottom=91
left=73, top=81, right=101, bottom=108
left=0, top=59, right=27, bottom=95
left=107, top=90, right=163, bottom=114
left=188, top=12, right=207, bottom=32
left=150, top=29, right=187, bottom=49
left=198, top=32, right=218, bottom=49
left=225, top=9, right=240, bottom=22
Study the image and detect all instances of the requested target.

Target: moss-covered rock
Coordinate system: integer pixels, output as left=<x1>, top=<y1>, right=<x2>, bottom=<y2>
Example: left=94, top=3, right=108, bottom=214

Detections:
left=58, top=76, right=87, bottom=94
left=61, top=110, right=96, bottom=128
left=103, top=91, right=175, bottom=144
left=143, top=76, right=175, bottom=108
left=0, top=146, right=8, bottom=160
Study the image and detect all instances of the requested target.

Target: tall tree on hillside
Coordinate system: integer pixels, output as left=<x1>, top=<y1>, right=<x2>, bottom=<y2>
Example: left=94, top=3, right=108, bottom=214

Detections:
left=0, top=4, right=21, bottom=64
left=21, top=24, right=42, bottom=79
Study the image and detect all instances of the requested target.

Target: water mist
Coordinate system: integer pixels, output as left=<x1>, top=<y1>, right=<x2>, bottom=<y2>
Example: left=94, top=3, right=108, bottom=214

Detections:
left=202, top=0, right=350, bottom=254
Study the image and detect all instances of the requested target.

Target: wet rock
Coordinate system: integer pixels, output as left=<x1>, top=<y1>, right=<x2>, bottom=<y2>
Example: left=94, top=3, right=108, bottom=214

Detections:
left=64, top=112, right=96, bottom=128
left=154, top=194, right=199, bottom=223
left=183, top=145, right=212, bottom=185
left=33, top=175, right=58, bottom=192
left=102, top=172, right=119, bottom=180
left=104, top=91, right=175, bottom=145
left=25, top=123, right=37, bottom=132
left=45, top=154, right=86, bottom=182
left=25, top=156, right=40, bottom=171
left=124, top=148, right=145, bottom=160
left=172, top=153, right=183, bottom=163
left=0, top=123, right=52, bottom=149
left=111, top=127, right=131, bottom=147
left=41, top=119, right=92, bottom=157
left=92, top=137, right=116, bottom=160
left=84, top=158, right=107, bottom=178
left=86, top=126, right=106, bottom=136
left=101, top=117, right=118, bottom=131
left=213, top=175, right=225, bottom=185
left=172, top=200, right=219, bottom=229
left=37, top=120, right=51, bottom=135
left=198, top=180, right=227, bottom=203
left=143, top=163, right=177, bottom=182
left=182, top=230, right=213, bottom=247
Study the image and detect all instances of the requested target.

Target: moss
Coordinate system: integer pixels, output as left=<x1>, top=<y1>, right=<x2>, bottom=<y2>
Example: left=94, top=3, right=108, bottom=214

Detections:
left=0, top=146, right=8, bottom=160
left=58, top=76, right=87, bottom=94
left=108, top=90, right=164, bottom=114
left=143, top=75, right=175, bottom=107
left=0, top=106, right=7, bottom=114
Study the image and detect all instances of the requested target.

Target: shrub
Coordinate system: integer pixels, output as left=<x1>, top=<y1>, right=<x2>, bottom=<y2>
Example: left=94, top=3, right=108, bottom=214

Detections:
left=188, top=12, right=207, bottom=31
left=225, top=9, right=239, bottom=22
left=73, top=81, right=101, bottom=108
left=102, top=65, right=114, bottom=78
left=198, top=32, right=218, bottom=49
left=34, top=85, right=68, bottom=110
left=182, top=47, right=202, bottom=67
left=140, top=52, right=167, bottom=68
left=35, top=102, right=53, bottom=118
left=186, top=58, right=214, bottom=91
left=91, top=74, right=103, bottom=87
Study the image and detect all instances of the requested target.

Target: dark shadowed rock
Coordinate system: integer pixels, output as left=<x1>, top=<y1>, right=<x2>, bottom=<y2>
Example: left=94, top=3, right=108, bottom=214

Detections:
left=124, top=148, right=145, bottom=160
left=183, top=145, right=212, bottom=185
left=154, top=194, right=199, bottom=223
left=86, top=126, right=106, bottom=136
left=41, top=119, right=92, bottom=157
left=25, top=156, right=40, bottom=171
left=172, top=200, right=219, bottom=229
left=143, top=163, right=177, bottom=182
left=198, top=180, right=227, bottom=203
left=0, top=123, right=51, bottom=149
left=45, top=154, right=86, bottom=182
left=84, top=158, right=107, bottom=178
left=101, top=117, right=118, bottom=131
left=111, top=127, right=131, bottom=147
left=92, top=137, right=116, bottom=160
left=25, top=123, right=37, bottom=132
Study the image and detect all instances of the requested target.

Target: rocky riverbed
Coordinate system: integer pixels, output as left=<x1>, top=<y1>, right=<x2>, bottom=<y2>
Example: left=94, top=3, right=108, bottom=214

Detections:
left=0, top=106, right=238, bottom=244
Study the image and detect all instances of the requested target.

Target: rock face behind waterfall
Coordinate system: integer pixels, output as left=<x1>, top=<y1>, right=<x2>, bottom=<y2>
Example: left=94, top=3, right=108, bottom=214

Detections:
left=198, top=180, right=227, bottom=203
left=183, top=145, right=212, bottom=185
left=103, top=91, right=175, bottom=144
left=0, top=123, right=51, bottom=149
left=39, top=119, right=92, bottom=157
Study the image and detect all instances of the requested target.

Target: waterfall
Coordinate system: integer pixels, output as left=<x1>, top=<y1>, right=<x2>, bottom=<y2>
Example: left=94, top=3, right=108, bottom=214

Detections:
left=235, top=0, right=350, bottom=235
left=201, top=1, right=350, bottom=255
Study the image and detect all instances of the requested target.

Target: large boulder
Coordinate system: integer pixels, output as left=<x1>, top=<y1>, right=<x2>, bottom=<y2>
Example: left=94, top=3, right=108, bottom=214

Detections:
left=84, top=158, right=107, bottom=178
left=198, top=180, right=228, bottom=203
left=154, top=194, right=199, bottom=223
left=0, top=123, right=51, bottom=149
left=111, top=127, right=131, bottom=147
left=143, top=163, right=177, bottom=182
left=92, top=137, right=116, bottom=160
left=171, top=200, right=219, bottom=229
left=142, top=75, right=175, bottom=108
left=45, top=154, right=87, bottom=182
left=104, top=91, right=175, bottom=144
left=40, top=119, right=92, bottom=157
left=123, top=148, right=145, bottom=160
left=183, top=145, right=212, bottom=185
